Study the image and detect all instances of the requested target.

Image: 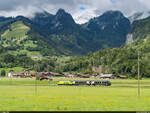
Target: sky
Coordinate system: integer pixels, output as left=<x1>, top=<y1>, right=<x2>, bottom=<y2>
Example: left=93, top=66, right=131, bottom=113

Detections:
left=0, top=0, right=150, bottom=24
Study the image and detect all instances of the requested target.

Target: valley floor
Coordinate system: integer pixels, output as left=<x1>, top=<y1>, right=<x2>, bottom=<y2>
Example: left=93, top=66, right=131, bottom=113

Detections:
left=0, top=77, right=150, bottom=111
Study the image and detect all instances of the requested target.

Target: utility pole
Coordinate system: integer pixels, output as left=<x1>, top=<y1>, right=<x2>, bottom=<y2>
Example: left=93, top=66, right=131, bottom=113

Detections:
left=92, top=57, right=94, bottom=67
left=92, top=57, right=94, bottom=72
left=35, top=76, right=37, bottom=96
left=138, top=51, right=140, bottom=97
left=34, top=62, right=38, bottom=96
left=47, top=63, right=49, bottom=72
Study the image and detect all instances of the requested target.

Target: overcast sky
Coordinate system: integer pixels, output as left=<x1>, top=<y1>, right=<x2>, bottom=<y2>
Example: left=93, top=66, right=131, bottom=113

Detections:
left=0, top=0, right=150, bottom=24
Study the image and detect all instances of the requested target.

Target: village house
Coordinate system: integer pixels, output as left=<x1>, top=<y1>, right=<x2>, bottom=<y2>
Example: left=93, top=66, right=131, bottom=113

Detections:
left=67, top=73, right=74, bottom=78
left=49, top=72, right=65, bottom=77
left=8, top=72, right=13, bottom=78
left=7, top=69, right=35, bottom=78
left=76, top=74, right=90, bottom=78
left=100, top=74, right=115, bottom=79
left=36, top=72, right=65, bottom=77
left=11, top=73, right=23, bottom=78
left=39, top=76, right=53, bottom=81
left=117, top=75, right=127, bottom=79
left=91, top=73, right=101, bottom=77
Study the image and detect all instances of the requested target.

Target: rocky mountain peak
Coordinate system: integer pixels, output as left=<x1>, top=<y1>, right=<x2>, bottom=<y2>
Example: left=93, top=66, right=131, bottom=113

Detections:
left=54, top=8, right=74, bottom=22
left=56, top=8, right=66, bottom=15
left=98, top=10, right=125, bottom=22
left=87, top=10, right=130, bottom=31
left=51, top=8, right=76, bottom=32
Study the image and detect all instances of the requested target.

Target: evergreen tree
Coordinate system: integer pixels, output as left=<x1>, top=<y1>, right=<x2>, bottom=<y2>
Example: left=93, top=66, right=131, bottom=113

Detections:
left=1, top=70, right=6, bottom=77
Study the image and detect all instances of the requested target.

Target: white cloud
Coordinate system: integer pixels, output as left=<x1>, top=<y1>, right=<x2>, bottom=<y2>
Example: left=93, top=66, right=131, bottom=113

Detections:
left=73, top=7, right=99, bottom=24
left=0, top=6, right=42, bottom=18
left=0, top=0, right=149, bottom=24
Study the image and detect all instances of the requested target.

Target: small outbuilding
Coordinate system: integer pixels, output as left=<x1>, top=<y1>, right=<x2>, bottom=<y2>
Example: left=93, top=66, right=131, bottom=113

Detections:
left=67, top=73, right=74, bottom=78
left=40, top=76, right=53, bottom=81
left=77, top=74, right=90, bottom=78
left=8, top=73, right=13, bottom=78
left=100, top=74, right=115, bottom=79
left=117, top=75, right=127, bottom=79
left=49, top=72, right=64, bottom=77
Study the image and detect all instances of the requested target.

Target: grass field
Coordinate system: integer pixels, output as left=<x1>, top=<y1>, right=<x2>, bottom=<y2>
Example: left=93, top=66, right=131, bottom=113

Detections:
left=0, top=77, right=150, bottom=111
left=0, top=21, right=42, bottom=57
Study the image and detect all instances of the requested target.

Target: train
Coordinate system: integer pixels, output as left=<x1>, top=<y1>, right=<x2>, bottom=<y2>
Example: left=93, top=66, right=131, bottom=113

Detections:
left=57, top=80, right=111, bottom=86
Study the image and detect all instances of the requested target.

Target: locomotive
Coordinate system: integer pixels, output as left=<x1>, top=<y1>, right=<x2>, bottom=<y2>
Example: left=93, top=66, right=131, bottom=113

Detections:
left=57, top=80, right=111, bottom=86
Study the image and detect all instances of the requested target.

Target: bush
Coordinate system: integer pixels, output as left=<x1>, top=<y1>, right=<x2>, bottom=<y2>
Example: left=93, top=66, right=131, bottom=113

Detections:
left=36, top=76, right=40, bottom=80
left=17, top=53, right=27, bottom=57
left=1, top=70, right=6, bottom=76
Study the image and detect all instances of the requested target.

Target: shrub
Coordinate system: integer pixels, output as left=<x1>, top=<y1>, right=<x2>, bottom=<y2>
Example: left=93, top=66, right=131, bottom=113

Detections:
left=36, top=75, right=40, bottom=80
left=1, top=70, right=6, bottom=76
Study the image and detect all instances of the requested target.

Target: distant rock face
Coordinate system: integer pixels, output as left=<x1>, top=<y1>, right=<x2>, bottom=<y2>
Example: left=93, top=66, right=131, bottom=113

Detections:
left=31, top=9, right=77, bottom=34
left=85, top=10, right=131, bottom=47
left=50, top=9, right=77, bottom=34
left=126, top=34, right=133, bottom=44
left=87, top=10, right=130, bottom=32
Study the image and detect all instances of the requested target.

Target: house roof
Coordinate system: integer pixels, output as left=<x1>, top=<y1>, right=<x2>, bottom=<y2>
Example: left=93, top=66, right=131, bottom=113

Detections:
left=100, top=74, right=114, bottom=77
left=118, top=75, right=127, bottom=78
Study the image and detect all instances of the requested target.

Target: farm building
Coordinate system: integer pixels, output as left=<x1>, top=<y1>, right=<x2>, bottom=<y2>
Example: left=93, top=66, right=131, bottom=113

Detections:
left=11, top=73, right=23, bottom=78
left=67, top=73, right=74, bottom=78
left=117, top=75, right=127, bottom=79
left=41, top=72, right=51, bottom=76
left=8, top=70, right=35, bottom=78
left=91, top=73, right=101, bottom=77
left=8, top=73, right=13, bottom=78
left=49, top=72, right=65, bottom=77
left=76, top=74, right=90, bottom=78
left=20, top=70, right=33, bottom=78
left=36, top=72, right=43, bottom=76
left=35, top=72, right=64, bottom=77
left=39, top=76, right=53, bottom=81
left=100, top=74, right=115, bottom=79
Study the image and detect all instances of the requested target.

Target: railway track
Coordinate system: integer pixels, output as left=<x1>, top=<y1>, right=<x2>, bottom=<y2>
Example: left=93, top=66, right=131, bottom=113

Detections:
left=0, top=84, right=150, bottom=87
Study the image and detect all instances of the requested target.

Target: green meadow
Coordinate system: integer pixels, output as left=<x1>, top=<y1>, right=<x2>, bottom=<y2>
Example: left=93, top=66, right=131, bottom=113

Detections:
left=1, top=21, right=42, bottom=57
left=0, top=77, right=150, bottom=111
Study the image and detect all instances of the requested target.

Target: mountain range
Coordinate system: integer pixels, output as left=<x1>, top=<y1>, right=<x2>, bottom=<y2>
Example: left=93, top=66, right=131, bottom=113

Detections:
left=0, top=9, right=131, bottom=56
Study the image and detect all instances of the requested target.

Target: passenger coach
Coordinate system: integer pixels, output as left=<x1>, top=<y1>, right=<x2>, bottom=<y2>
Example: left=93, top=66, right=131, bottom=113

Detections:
left=57, top=80, right=111, bottom=86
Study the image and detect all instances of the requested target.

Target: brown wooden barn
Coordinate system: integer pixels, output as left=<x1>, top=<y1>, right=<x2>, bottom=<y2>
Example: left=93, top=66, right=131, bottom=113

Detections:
left=117, top=75, right=127, bottom=79
left=76, top=74, right=90, bottom=78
